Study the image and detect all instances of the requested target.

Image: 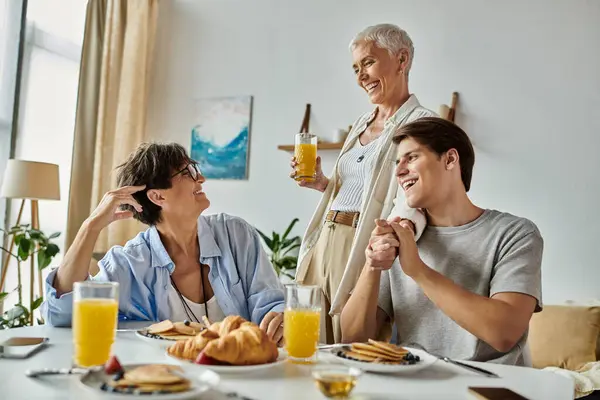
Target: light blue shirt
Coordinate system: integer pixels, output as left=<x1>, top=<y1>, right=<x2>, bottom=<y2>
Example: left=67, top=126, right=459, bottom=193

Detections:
left=42, top=213, right=285, bottom=327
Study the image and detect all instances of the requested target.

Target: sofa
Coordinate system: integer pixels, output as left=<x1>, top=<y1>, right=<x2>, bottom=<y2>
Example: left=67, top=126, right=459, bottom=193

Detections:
left=528, top=303, right=600, bottom=399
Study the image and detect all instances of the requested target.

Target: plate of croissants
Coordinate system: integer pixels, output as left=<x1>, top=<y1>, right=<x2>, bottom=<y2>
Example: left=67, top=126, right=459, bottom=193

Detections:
left=165, top=315, right=286, bottom=373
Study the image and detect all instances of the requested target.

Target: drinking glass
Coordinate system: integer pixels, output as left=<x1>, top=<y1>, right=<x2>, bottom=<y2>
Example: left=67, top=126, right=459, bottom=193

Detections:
left=294, top=133, right=317, bottom=182
left=72, top=281, right=119, bottom=367
left=284, top=284, right=321, bottom=364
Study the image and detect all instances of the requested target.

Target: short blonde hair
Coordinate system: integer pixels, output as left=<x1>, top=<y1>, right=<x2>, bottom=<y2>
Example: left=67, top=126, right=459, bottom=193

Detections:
left=349, top=23, right=414, bottom=77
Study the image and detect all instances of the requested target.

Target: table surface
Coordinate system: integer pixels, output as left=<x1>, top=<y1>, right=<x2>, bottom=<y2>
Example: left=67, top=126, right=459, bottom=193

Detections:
left=0, top=324, right=574, bottom=400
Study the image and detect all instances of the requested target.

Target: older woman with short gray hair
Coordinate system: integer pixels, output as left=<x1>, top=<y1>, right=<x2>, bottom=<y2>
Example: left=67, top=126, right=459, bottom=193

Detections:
left=291, top=23, right=436, bottom=344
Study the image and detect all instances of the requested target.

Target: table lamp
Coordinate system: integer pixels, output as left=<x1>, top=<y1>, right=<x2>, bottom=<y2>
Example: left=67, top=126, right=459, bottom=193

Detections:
left=0, top=159, right=60, bottom=323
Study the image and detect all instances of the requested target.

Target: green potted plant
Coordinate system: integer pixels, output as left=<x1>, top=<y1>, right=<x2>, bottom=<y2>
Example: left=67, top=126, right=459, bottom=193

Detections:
left=0, top=224, right=60, bottom=328
left=256, top=218, right=301, bottom=281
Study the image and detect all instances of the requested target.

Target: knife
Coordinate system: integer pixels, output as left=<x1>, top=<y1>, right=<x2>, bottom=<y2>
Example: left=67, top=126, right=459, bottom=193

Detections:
left=25, top=366, right=101, bottom=378
left=440, top=357, right=499, bottom=378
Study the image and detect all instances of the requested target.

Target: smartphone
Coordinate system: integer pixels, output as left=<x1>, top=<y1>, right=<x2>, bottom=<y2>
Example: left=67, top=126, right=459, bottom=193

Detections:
left=469, top=387, right=530, bottom=400
left=0, top=337, right=49, bottom=359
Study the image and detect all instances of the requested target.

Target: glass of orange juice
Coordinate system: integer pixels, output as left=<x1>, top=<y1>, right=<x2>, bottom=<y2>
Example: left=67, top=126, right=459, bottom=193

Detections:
left=72, top=281, right=119, bottom=367
left=284, top=284, right=321, bottom=364
left=294, top=133, right=317, bottom=182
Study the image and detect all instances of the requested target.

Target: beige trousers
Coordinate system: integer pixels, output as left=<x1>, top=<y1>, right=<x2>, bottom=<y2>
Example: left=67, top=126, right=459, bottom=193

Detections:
left=301, top=221, right=356, bottom=344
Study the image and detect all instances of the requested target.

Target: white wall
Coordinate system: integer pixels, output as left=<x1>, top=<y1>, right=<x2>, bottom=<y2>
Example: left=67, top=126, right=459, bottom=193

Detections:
left=146, top=0, right=600, bottom=304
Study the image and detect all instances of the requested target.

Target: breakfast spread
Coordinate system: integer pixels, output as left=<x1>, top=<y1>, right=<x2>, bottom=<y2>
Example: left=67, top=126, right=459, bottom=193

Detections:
left=167, top=315, right=279, bottom=366
left=101, top=356, right=191, bottom=394
left=140, top=319, right=204, bottom=341
left=335, top=339, right=421, bottom=365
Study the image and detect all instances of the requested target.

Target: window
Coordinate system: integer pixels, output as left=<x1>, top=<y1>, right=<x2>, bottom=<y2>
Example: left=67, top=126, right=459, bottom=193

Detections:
left=2, top=0, right=86, bottom=312
left=0, top=0, right=24, bottom=249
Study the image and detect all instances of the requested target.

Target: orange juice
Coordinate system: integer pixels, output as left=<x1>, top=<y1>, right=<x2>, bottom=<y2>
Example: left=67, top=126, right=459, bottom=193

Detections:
left=284, top=308, right=320, bottom=361
left=73, top=298, right=118, bottom=367
left=294, top=143, right=317, bottom=181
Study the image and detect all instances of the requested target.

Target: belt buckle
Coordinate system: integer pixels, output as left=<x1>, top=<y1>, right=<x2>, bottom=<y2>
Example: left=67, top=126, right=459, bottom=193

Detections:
left=332, top=211, right=339, bottom=223
left=352, top=213, right=359, bottom=228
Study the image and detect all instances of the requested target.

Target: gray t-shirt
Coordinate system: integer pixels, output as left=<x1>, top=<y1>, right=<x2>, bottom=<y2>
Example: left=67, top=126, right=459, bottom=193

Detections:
left=378, top=209, right=543, bottom=365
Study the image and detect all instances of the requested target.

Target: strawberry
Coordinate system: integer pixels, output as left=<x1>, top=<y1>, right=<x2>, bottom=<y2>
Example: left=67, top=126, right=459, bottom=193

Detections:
left=194, top=351, right=228, bottom=366
left=104, top=355, right=124, bottom=374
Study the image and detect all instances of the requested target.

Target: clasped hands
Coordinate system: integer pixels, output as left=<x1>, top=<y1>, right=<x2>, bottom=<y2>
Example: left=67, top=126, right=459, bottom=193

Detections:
left=365, top=217, right=425, bottom=277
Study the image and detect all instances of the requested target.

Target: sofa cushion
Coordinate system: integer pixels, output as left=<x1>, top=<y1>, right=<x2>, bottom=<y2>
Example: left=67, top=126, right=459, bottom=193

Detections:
left=529, top=305, right=600, bottom=370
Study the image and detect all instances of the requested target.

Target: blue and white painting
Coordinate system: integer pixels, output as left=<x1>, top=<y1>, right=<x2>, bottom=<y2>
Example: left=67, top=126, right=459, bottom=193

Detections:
left=190, top=96, right=252, bottom=180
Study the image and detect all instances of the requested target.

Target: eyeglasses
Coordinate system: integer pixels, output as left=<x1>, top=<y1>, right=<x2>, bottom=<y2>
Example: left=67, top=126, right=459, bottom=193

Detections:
left=171, top=163, right=202, bottom=181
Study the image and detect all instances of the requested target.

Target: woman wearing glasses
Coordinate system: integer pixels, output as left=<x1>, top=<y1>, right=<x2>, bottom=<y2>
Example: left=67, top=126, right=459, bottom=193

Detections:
left=42, top=142, right=285, bottom=345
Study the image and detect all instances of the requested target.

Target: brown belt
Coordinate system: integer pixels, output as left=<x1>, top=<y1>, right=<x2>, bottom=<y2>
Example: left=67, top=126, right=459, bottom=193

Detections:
left=325, top=210, right=360, bottom=228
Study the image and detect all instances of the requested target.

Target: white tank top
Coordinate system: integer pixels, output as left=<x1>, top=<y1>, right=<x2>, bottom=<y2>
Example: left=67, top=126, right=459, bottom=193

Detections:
left=329, top=136, right=381, bottom=212
left=167, top=283, right=226, bottom=323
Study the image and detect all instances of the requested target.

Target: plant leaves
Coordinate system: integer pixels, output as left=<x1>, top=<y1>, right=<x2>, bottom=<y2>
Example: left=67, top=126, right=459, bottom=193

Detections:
left=256, top=229, right=273, bottom=249
left=38, top=251, right=51, bottom=270
left=281, top=243, right=301, bottom=257
left=5, top=304, right=26, bottom=320
left=282, top=271, right=295, bottom=280
left=37, top=317, right=44, bottom=325
left=272, top=233, right=280, bottom=252
left=31, top=297, right=43, bottom=310
left=49, top=232, right=61, bottom=239
left=45, top=243, right=60, bottom=257
left=14, top=233, right=23, bottom=245
left=29, top=230, right=43, bottom=240
left=281, top=218, right=299, bottom=241
left=274, top=256, right=298, bottom=272
left=0, top=292, right=8, bottom=302
left=281, top=237, right=300, bottom=249
left=18, top=238, right=31, bottom=261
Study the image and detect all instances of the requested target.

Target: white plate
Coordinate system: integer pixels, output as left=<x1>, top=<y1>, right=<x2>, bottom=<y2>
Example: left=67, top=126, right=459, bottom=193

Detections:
left=165, top=348, right=287, bottom=374
left=135, top=330, right=192, bottom=348
left=79, top=363, right=220, bottom=399
left=322, top=347, right=437, bottom=374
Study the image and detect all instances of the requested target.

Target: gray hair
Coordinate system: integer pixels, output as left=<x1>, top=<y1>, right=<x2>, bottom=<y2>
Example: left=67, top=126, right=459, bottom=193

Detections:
left=349, top=23, right=415, bottom=77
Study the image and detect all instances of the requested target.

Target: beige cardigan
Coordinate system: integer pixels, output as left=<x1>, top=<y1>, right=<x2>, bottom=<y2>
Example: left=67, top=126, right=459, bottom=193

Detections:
left=295, top=95, right=437, bottom=316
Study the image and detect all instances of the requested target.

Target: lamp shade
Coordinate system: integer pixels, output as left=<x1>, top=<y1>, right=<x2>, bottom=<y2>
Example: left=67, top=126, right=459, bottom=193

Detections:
left=0, top=159, right=60, bottom=200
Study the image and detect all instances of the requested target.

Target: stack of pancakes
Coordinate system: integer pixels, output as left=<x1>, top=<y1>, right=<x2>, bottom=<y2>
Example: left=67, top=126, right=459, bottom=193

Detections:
left=106, top=364, right=190, bottom=394
left=144, top=320, right=204, bottom=341
left=338, top=339, right=413, bottom=364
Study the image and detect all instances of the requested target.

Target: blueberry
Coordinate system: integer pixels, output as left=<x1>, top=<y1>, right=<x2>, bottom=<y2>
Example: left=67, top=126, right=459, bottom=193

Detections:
left=100, top=383, right=109, bottom=392
left=415, top=355, right=420, bottom=362
left=405, top=353, right=415, bottom=361
left=113, top=371, right=124, bottom=381
left=184, top=320, right=190, bottom=326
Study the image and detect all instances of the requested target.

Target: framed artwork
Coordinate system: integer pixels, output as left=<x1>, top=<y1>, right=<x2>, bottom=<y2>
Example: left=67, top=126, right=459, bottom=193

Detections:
left=190, top=95, right=252, bottom=179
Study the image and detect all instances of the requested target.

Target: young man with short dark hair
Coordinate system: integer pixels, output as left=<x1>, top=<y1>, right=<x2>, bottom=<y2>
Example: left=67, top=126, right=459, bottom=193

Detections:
left=341, top=118, right=542, bottom=365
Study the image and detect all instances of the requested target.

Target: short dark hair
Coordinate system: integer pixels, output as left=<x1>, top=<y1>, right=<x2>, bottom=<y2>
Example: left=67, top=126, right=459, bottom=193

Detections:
left=116, top=142, right=193, bottom=225
left=392, top=117, right=475, bottom=192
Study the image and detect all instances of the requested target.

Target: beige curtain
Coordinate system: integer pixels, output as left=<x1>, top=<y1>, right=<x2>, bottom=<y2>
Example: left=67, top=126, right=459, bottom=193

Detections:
left=65, top=0, right=158, bottom=255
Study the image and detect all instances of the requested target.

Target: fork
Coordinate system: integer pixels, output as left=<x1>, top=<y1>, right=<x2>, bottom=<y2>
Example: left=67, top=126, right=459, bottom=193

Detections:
left=404, top=342, right=499, bottom=378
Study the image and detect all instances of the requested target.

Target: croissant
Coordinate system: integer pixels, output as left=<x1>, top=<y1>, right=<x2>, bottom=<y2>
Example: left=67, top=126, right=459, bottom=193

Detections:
left=207, top=315, right=246, bottom=336
left=167, top=316, right=278, bottom=366
left=166, top=328, right=219, bottom=360
left=203, top=322, right=278, bottom=365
